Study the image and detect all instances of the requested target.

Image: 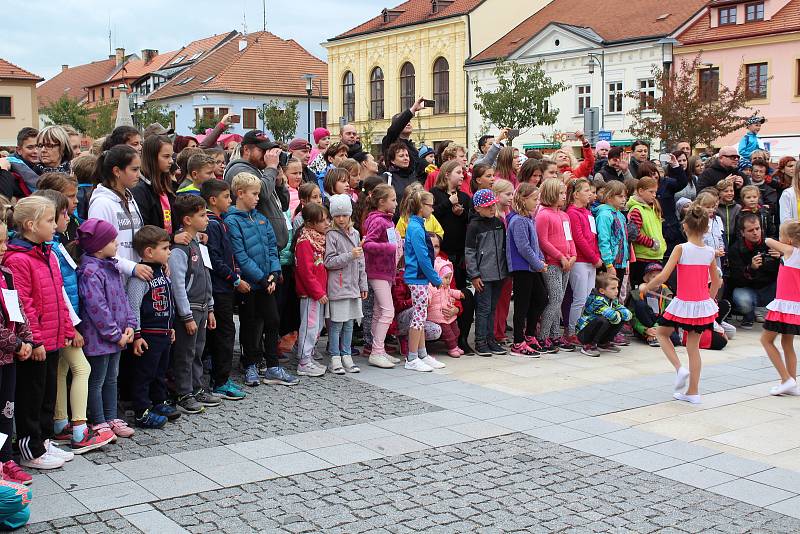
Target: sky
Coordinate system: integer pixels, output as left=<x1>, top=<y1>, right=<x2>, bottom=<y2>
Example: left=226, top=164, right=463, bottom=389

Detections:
left=4, top=0, right=388, bottom=80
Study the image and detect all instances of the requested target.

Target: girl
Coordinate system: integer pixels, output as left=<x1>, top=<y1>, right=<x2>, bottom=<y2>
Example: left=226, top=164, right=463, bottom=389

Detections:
left=431, top=161, right=473, bottom=286
left=507, top=184, right=547, bottom=357
left=362, top=184, right=400, bottom=369
left=716, top=178, right=740, bottom=250
left=338, top=158, right=361, bottom=203
left=308, top=127, right=330, bottom=174
left=535, top=178, right=576, bottom=352
left=761, top=221, right=800, bottom=395
left=565, top=179, right=602, bottom=344
left=324, top=195, right=368, bottom=374
left=695, top=191, right=725, bottom=276
left=627, top=176, right=665, bottom=287
left=676, top=155, right=703, bottom=202
left=132, top=135, right=175, bottom=233
left=469, top=163, right=494, bottom=195
left=640, top=204, right=721, bottom=404
left=396, top=182, right=445, bottom=239
left=595, top=181, right=629, bottom=293
left=492, top=179, right=514, bottom=344
left=323, top=167, right=351, bottom=203
left=774, top=156, right=796, bottom=194
left=403, top=191, right=445, bottom=372
left=77, top=218, right=137, bottom=438
left=205, top=147, right=226, bottom=179
left=294, top=203, right=331, bottom=377
left=283, top=157, right=303, bottom=216
left=427, top=253, right=464, bottom=357
left=740, top=184, right=777, bottom=239
left=5, top=197, right=75, bottom=469
left=517, top=159, right=543, bottom=187
left=292, top=182, right=323, bottom=231
left=495, top=147, right=519, bottom=187
left=779, top=164, right=800, bottom=225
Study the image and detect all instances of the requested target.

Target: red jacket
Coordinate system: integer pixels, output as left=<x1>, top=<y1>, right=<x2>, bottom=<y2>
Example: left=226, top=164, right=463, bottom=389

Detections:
left=559, top=145, right=595, bottom=178
left=566, top=205, right=600, bottom=264
left=294, top=240, right=327, bottom=300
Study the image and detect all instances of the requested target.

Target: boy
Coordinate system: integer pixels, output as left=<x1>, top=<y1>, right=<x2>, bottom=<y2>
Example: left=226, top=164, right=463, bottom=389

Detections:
left=740, top=184, right=778, bottom=239
left=169, top=195, right=217, bottom=413
left=577, top=273, right=632, bottom=356
left=127, top=225, right=180, bottom=427
left=201, top=179, right=249, bottom=400
left=177, top=154, right=216, bottom=196
left=224, top=172, right=299, bottom=387
left=629, top=263, right=673, bottom=347
left=465, top=189, right=509, bottom=357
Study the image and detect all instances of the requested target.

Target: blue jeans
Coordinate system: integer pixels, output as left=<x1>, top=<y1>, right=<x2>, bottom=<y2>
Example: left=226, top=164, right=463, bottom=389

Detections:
left=732, top=284, right=776, bottom=322
left=474, top=280, right=503, bottom=344
left=329, top=319, right=354, bottom=357
left=87, top=352, right=120, bottom=424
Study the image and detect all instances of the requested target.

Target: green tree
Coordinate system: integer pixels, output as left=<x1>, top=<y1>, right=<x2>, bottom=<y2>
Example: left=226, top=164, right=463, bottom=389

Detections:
left=472, top=59, right=566, bottom=145
left=39, top=95, right=88, bottom=133
left=192, top=112, right=230, bottom=136
left=257, top=100, right=299, bottom=143
left=85, top=102, right=116, bottom=138
left=626, top=55, right=755, bottom=150
left=133, top=103, right=172, bottom=130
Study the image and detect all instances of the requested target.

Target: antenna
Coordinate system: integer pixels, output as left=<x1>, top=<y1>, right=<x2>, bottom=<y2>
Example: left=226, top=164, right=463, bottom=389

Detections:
left=241, top=4, right=247, bottom=36
left=262, top=0, right=266, bottom=31
left=108, top=15, right=112, bottom=55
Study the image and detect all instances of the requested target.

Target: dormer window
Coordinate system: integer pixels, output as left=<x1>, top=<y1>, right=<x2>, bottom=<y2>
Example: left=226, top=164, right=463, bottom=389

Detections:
left=431, top=0, right=454, bottom=13
left=381, top=8, right=403, bottom=22
left=718, top=6, right=736, bottom=25
left=746, top=2, right=764, bottom=22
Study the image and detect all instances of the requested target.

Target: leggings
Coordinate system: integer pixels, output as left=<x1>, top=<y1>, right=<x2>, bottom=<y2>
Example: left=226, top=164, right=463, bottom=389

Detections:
left=362, top=287, right=374, bottom=347
left=409, top=285, right=429, bottom=330
left=568, top=262, right=597, bottom=335
left=0, top=363, right=15, bottom=462
left=54, top=346, right=90, bottom=424
left=396, top=308, right=441, bottom=340
left=541, top=265, right=569, bottom=340
left=369, top=279, right=393, bottom=355
left=511, top=271, right=547, bottom=344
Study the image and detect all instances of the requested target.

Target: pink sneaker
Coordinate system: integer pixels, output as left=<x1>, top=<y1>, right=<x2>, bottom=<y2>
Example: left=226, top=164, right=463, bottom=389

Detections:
left=92, top=422, right=117, bottom=443
left=2, top=461, right=31, bottom=485
left=109, top=419, right=135, bottom=438
left=447, top=348, right=462, bottom=358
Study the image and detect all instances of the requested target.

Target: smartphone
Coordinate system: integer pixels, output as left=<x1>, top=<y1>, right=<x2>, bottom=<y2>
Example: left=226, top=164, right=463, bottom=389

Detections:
left=507, top=128, right=520, bottom=139
left=565, top=132, right=578, bottom=141
left=659, top=153, right=671, bottom=163
left=422, top=99, right=436, bottom=108
left=230, top=114, right=241, bottom=124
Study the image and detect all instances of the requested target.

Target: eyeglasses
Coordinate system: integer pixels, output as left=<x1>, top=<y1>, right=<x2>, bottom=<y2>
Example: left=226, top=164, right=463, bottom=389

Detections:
left=722, top=154, right=740, bottom=160
left=37, top=143, right=60, bottom=150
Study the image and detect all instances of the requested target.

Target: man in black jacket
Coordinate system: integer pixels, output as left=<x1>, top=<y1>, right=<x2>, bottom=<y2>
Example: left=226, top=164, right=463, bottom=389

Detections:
left=593, top=147, right=633, bottom=183
left=288, top=138, right=316, bottom=184
left=728, top=212, right=778, bottom=328
left=381, top=96, right=427, bottom=180
left=340, top=124, right=363, bottom=158
left=697, top=146, right=748, bottom=192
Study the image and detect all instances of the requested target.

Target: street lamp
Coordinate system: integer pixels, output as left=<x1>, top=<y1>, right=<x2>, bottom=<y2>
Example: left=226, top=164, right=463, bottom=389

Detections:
left=586, top=51, right=605, bottom=129
left=658, top=37, right=679, bottom=72
left=302, top=73, right=316, bottom=142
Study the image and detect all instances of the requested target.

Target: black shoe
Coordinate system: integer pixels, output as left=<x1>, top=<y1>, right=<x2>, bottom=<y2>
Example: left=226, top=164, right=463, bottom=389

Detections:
left=717, top=299, right=732, bottom=324
left=474, top=343, right=493, bottom=357
left=487, top=340, right=508, bottom=355
left=194, top=389, right=221, bottom=407
left=177, top=394, right=205, bottom=414
left=457, top=336, right=474, bottom=356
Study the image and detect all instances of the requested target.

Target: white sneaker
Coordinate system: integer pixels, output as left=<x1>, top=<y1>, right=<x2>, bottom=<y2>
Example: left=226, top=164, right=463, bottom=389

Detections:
left=329, top=356, right=345, bottom=375
left=421, top=355, right=446, bottom=369
left=674, top=367, right=690, bottom=392
left=21, top=452, right=64, bottom=470
left=673, top=392, right=702, bottom=404
left=404, top=358, right=433, bottom=372
left=368, top=354, right=395, bottom=368
left=770, top=378, right=798, bottom=396
left=341, top=355, right=360, bottom=373
left=386, top=354, right=401, bottom=364
left=46, top=440, right=74, bottom=462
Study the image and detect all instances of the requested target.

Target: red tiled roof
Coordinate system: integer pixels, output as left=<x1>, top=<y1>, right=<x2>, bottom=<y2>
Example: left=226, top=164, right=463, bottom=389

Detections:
left=107, top=50, right=177, bottom=82
left=678, top=0, right=800, bottom=44
left=472, top=0, right=708, bottom=63
left=0, top=58, right=42, bottom=82
left=165, top=31, right=237, bottom=67
left=332, top=0, right=483, bottom=40
left=37, top=58, right=118, bottom=106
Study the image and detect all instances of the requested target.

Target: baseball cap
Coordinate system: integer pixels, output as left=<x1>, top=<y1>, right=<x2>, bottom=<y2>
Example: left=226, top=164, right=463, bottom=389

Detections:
left=473, top=189, right=498, bottom=208
left=143, top=123, right=174, bottom=138
left=644, top=263, right=663, bottom=275
left=242, top=130, right=280, bottom=151
left=746, top=115, right=766, bottom=125
left=288, top=138, right=312, bottom=151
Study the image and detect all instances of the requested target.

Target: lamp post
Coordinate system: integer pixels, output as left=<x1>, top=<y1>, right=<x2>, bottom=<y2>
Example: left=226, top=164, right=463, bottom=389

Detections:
left=586, top=51, right=605, bottom=129
left=657, top=38, right=679, bottom=151
left=303, top=73, right=316, bottom=142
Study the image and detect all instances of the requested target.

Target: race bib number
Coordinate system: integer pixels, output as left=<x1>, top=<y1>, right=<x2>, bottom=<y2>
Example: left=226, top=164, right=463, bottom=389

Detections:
left=563, top=221, right=573, bottom=241
left=1, top=289, right=24, bottom=323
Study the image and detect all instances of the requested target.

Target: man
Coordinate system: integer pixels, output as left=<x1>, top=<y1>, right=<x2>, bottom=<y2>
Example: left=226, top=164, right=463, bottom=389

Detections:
left=594, top=147, right=633, bottom=183
left=340, top=124, right=362, bottom=158
left=739, top=116, right=766, bottom=161
left=5, top=127, right=40, bottom=197
left=698, top=145, right=748, bottom=192
left=676, top=141, right=691, bottom=157
left=223, top=130, right=290, bottom=249
left=727, top=212, right=779, bottom=328
left=593, top=140, right=611, bottom=173
left=477, top=135, right=495, bottom=155
left=143, top=122, right=174, bottom=139
left=288, top=138, right=316, bottom=184
left=380, top=96, right=427, bottom=180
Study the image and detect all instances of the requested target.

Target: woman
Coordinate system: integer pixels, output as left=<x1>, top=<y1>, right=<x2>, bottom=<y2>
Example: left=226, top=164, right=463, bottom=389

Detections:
left=36, top=125, right=74, bottom=175
left=132, top=135, right=176, bottom=233
left=353, top=151, right=379, bottom=183
left=552, top=131, right=595, bottom=179
left=676, top=155, right=702, bottom=202
left=431, top=161, right=473, bottom=288
left=779, top=164, right=800, bottom=224
left=384, top=142, right=416, bottom=203
left=774, top=156, right=796, bottom=194
left=101, top=126, right=142, bottom=154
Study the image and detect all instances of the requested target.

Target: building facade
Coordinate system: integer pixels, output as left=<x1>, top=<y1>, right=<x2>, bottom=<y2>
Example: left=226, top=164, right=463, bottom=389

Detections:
left=0, top=59, right=43, bottom=147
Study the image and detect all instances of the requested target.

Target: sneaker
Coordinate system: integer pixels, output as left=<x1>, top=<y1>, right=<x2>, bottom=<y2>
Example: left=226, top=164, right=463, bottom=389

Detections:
left=404, top=358, right=433, bottom=372
left=581, top=344, right=600, bottom=357
left=350, top=346, right=360, bottom=357
left=341, top=354, right=360, bottom=373
left=368, top=353, right=395, bottom=368
left=297, top=361, right=326, bottom=377
left=329, top=355, right=345, bottom=375
left=447, top=348, right=462, bottom=358
left=213, top=379, right=246, bottom=400
left=474, top=342, right=493, bottom=357
left=135, top=409, right=168, bottom=430
left=2, top=461, right=31, bottom=485
left=177, top=394, right=205, bottom=414
left=557, top=336, right=576, bottom=352
left=510, top=342, right=540, bottom=358
left=386, top=354, right=402, bottom=364
left=487, top=340, right=508, bottom=355
left=109, top=419, right=136, bottom=438
left=421, top=355, right=446, bottom=369
left=770, top=377, right=798, bottom=396
left=46, top=441, right=74, bottom=462
left=20, top=452, right=64, bottom=470
left=151, top=402, right=181, bottom=421
left=194, top=390, right=221, bottom=407
left=244, top=365, right=260, bottom=387
left=613, top=333, right=630, bottom=346
left=91, top=422, right=116, bottom=443
left=71, top=427, right=114, bottom=454
left=598, top=343, right=622, bottom=353
left=539, top=338, right=559, bottom=354
left=740, top=320, right=754, bottom=330
left=646, top=337, right=660, bottom=347
left=53, top=423, right=73, bottom=444
left=262, top=366, right=300, bottom=386
left=525, top=336, right=543, bottom=352
left=257, top=361, right=269, bottom=377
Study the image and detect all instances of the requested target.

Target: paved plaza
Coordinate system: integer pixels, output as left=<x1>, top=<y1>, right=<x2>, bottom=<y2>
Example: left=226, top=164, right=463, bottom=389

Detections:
left=20, top=327, right=800, bottom=533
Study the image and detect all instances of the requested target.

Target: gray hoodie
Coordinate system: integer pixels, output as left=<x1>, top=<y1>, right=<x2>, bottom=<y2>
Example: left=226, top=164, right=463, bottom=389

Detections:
left=323, top=226, right=368, bottom=302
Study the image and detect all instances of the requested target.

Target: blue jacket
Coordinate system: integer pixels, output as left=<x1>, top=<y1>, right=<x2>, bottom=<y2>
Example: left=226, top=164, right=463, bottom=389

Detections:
left=51, top=233, right=79, bottom=315
left=205, top=211, right=241, bottom=294
left=404, top=215, right=442, bottom=286
left=577, top=289, right=632, bottom=333
left=506, top=210, right=545, bottom=273
left=594, top=204, right=629, bottom=268
left=224, top=206, right=281, bottom=289
left=738, top=131, right=763, bottom=161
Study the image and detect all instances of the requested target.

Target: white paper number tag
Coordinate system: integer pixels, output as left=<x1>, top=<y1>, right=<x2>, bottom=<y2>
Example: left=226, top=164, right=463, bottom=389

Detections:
left=588, top=216, right=597, bottom=234
left=58, top=243, right=78, bottom=270
left=1, top=289, right=24, bottom=323
left=387, top=228, right=398, bottom=244
left=563, top=221, right=573, bottom=241
left=62, top=287, right=81, bottom=326
left=199, top=244, right=212, bottom=269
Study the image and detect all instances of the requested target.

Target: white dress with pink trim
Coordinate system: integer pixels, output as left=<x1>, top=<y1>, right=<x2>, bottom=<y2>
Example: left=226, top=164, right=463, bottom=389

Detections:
left=661, top=242, right=718, bottom=332
left=765, top=247, right=800, bottom=334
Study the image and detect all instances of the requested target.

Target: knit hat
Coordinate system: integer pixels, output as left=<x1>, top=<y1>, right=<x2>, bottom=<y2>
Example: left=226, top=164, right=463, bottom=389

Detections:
left=596, top=140, right=611, bottom=151
left=676, top=197, right=692, bottom=213
left=313, top=127, right=330, bottom=144
left=288, top=138, right=312, bottom=151
left=418, top=145, right=433, bottom=158
left=473, top=189, right=498, bottom=208
left=644, top=263, right=663, bottom=275
left=77, top=218, right=118, bottom=255
left=329, top=194, right=352, bottom=217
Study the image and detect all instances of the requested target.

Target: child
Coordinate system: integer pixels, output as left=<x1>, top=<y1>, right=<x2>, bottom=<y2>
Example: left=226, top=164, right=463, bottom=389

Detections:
left=466, top=189, right=510, bottom=357
left=76, top=219, right=137, bottom=438
left=716, top=178, right=740, bottom=249
left=292, top=182, right=323, bottom=231
left=491, top=179, right=514, bottom=344
left=576, top=273, right=632, bottom=356
left=323, top=195, right=367, bottom=374
left=363, top=184, right=400, bottom=368
left=595, top=180, right=629, bottom=289
left=427, top=254, right=464, bottom=357
left=226, top=173, right=298, bottom=387
left=169, top=195, right=217, bottom=413
left=695, top=191, right=725, bottom=275
left=761, top=221, right=800, bottom=395
left=740, top=184, right=777, bottom=239
left=205, top=147, right=226, bottom=179
left=640, top=204, right=721, bottom=404
left=72, top=153, right=98, bottom=221
left=201, top=180, right=248, bottom=400
left=338, top=158, right=361, bottom=203
left=403, top=191, right=445, bottom=371
left=535, top=178, right=576, bottom=352
left=323, top=168, right=352, bottom=205
left=396, top=182, right=445, bottom=239
left=629, top=263, right=673, bottom=347
left=127, top=226, right=181, bottom=428
left=469, top=163, right=494, bottom=196
left=627, top=176, right=665, bottom=287
left=177, top=154, right=216, bottom=196
left=294, top=203, right=330, bottom=377
left=507, top=183, right=547, bottom=357
left=37, top=172, right=81, bottom=241
left=5, top=197, right=75, bottom=469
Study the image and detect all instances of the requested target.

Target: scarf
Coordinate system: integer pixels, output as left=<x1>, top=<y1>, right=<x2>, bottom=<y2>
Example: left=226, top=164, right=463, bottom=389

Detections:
left=298, top=227, right=326, bottom=255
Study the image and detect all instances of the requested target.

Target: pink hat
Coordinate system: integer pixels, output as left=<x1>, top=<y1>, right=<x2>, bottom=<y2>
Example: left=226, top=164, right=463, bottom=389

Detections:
left=596, top=140, right=611, bottom=151
left=313, top=127, right=330, bottom=144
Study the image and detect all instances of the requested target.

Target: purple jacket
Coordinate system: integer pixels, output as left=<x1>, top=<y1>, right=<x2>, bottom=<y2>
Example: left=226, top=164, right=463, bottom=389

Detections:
left=506, top=210, right=546, bottom=273
left=362, top=210, right=398, bottom=282
left=77, top=255, right=136, bottom=356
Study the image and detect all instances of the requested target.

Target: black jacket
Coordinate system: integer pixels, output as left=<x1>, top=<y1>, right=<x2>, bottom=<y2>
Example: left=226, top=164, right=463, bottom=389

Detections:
left=381, top=109, right=423, bottom=180
left=698, top=161, right=747, bottom=192
left=301, top=164, right=317, bottom=184
left=728, top=238, right=779, bottom=289
left=132, top=176, right=176, bottom=232
left=596, top=162, right=626, bottom=183
left=658, top=164, right=689, bottom=246
left=431, top=187, right=473, bottom=259
left=384, top=165, right=416, bottom=209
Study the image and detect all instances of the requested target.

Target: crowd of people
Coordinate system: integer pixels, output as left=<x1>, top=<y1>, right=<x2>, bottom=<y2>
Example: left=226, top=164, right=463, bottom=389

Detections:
left=0, top=97, right=798, bottom=526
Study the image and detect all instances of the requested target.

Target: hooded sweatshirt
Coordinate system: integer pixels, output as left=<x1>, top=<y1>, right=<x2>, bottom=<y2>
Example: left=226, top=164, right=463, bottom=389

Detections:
left=427, top=258, right=462, bottom=324
left=594, top=203, right=629, bottom=268
left=362, top=210, right=398, bottom=282
left=324, top=225, right=368, bottom=301
left=87, top=184, right=144, bottom=276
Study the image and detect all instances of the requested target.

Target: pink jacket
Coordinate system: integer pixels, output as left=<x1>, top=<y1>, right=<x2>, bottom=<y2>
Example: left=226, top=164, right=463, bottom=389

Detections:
left=362, top=210, right=398, bottom=282
left=3, top=238, right=74, bottom=351
left=427, top=258, right=462, bottom=324
left=566, top=205, right=600, bottom=264
left=535, top=207, right=576, bottom=266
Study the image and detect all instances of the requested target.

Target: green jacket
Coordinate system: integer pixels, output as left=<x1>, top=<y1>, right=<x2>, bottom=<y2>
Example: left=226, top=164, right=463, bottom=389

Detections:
left=627, top=196, right=665, bottom=260
left=629, top=284, right=672, bottom=337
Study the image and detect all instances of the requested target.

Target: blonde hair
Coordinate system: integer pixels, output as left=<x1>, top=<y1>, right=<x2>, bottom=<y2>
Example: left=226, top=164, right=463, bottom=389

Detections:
left=13, top=196, right=55, bottom=234
left=38, top=125, right=74, bottom=161
left=694, top=191, right=718, bottom=208
left=0, top=195, right=12, bottom=227
left=539, top=178, right=563, bottom=207
left=407, top=190, right=434, bottom=216
left=553, top=148, right=577, bottom=169
left=492, top=178, right=513, bottom=215
left=441, top=144, right=465, bottom=162
left=715, top=177, right=734, bottom=191
left=397, top=182, right=425, bottom=221
left=511, top=183, right=537, bottom=217
left=338, top=158, right=359, bottom=176
left=598, top=180, right=625, bottom=204
left=231, top=172, right=261, bottom=194
left=779, top=220, right=800, bottom=246
left=739, top=184, right=760, bottom=201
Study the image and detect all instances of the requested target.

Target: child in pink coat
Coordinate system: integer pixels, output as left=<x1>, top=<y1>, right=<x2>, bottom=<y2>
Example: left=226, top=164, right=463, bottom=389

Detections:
left=427, top=258, right=464, bottom=357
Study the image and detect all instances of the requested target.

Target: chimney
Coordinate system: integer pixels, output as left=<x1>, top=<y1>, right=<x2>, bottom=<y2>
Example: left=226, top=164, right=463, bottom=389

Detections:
left=115, top=47, right=125, bottom=66
left=141, top=49, right=159, bottom=63
left=238, top=39, right=247, bottom=52
left=61, top=65, right=69, bottom=72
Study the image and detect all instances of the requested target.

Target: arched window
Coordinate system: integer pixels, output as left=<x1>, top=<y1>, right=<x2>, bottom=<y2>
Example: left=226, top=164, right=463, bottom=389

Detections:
left=342, top=71, right=355, bottom=122
left=370, top=67, right=384, bottom=120
left=400, top=62, right=415, bottom=111
left=433, top=57, right=449, bottom=114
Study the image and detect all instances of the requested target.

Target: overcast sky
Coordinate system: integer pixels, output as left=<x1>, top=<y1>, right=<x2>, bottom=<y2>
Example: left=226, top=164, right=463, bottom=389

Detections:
left=5, top=0, right=388, bottom=80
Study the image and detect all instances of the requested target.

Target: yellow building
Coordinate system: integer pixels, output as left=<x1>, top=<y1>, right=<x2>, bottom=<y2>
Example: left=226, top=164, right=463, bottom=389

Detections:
left=0, top=58, right=43, bottom=147
left=324, top=0, right=550, bottom=152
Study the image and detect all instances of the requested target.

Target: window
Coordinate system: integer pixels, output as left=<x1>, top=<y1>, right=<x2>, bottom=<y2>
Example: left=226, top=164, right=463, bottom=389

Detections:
left=699, top=67, right=719, bottom=101
left=188, top=52, right=203, bottom=61
left=242, top=108, right=257, bottom=129
left=171, top=55, right=186, bottom=65
left=110, top=87, right=115, bottom=98
left=0, top=97, right=10, bottom=117
left=719, top=6, right=736, bottom=25
left=342, top=71, right=355, bottom=122
left=746, top=2, right=764, bottom=22
left=638, top=78, right=656, bottom=109
left=608, top=82, right=623, bottom=113
left=314, top=110, right=327, bottom=129
left=91, top=89, right=96, bottom=102
left=169, top=110, right=176, bottom=130
left=746, top=63, right=768, bottom=99
left=203, top=107, right=215, bottom=121
left=432, top=57, right=449, bottom=114
left=201, top=76, right=214, bottom=84
left=400, top=62, right=415, bottom=111
left=218, top=107, right=229, bottom=117
left=576, top=84, right=591, bottom=114
left=370, top=67, right=384, bottom=120
left=100, top=88, right=105, bottom=100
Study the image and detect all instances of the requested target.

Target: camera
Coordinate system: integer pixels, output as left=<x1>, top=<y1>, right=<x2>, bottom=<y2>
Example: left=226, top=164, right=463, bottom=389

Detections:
left=279, top=151, right=291, bottom=167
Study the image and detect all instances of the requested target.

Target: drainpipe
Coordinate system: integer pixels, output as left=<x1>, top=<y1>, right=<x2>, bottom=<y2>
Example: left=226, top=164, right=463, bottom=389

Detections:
left=465, top=14, right=472, bottom=153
